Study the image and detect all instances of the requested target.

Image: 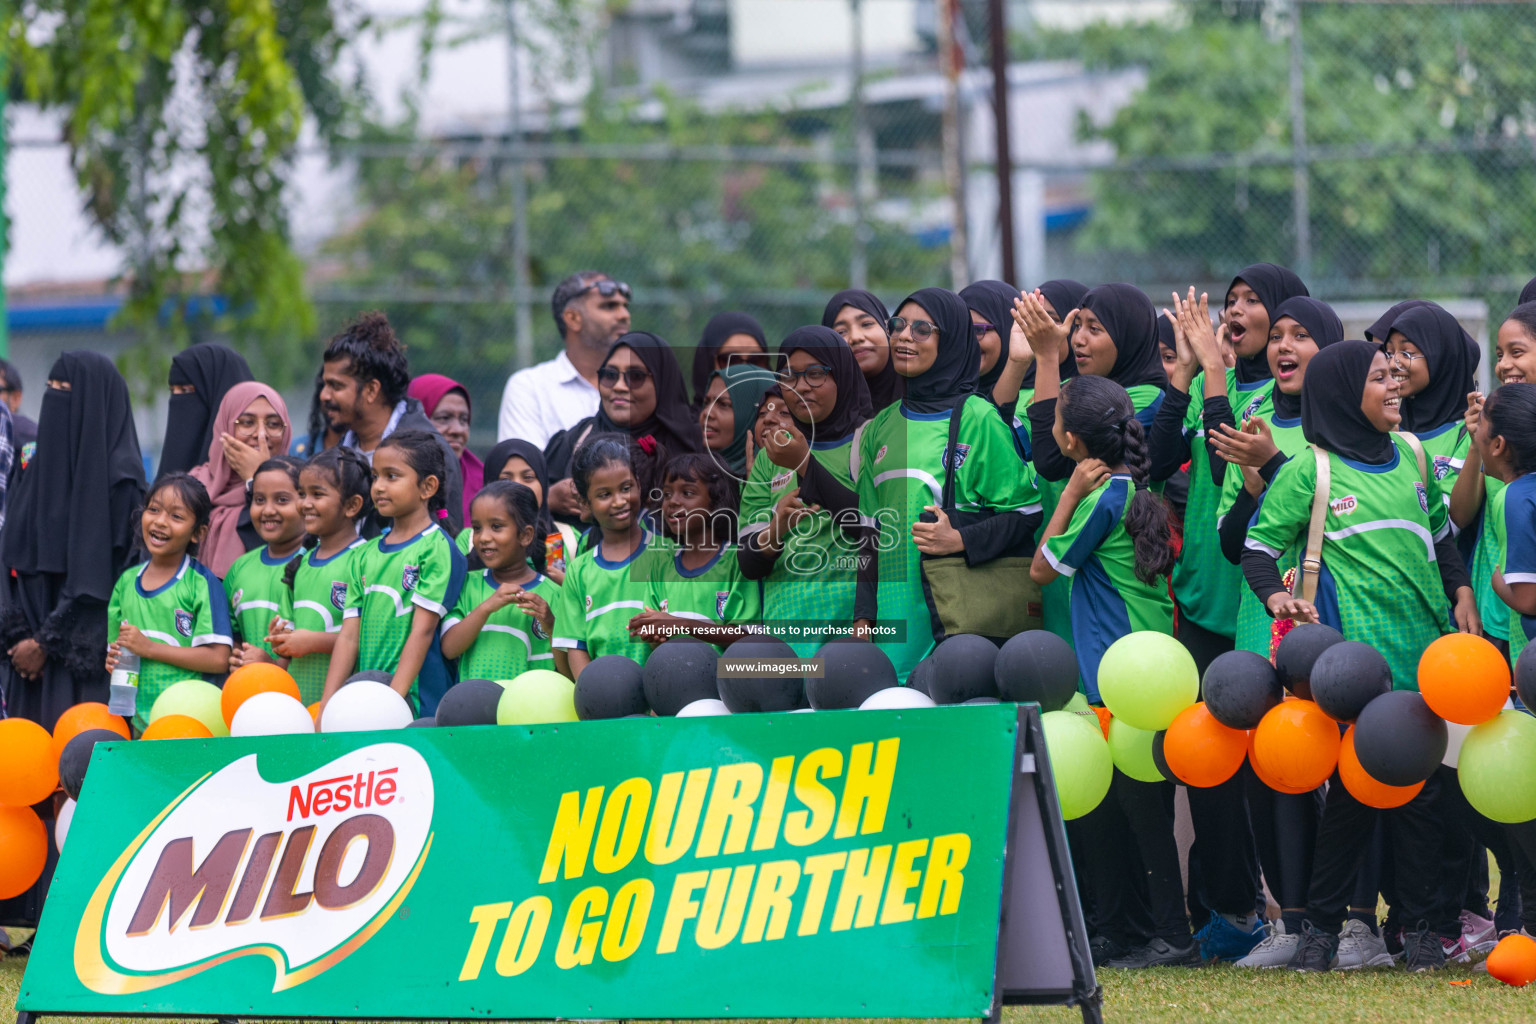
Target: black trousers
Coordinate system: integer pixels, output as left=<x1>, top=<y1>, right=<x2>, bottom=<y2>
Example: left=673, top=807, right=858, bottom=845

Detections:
left=1247, top=776, right=1323, bottom=924
left=1071, top=792, right=1155, bottom=946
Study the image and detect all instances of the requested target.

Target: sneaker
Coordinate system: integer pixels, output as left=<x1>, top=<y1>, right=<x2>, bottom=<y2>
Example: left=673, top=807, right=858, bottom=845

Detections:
left=1235, top=919, right=1300, bottom=968
left=1336, top=919, right=1394, bottom=969
left=1089, top=934, right=1128, bottom=967
left=1103, top=936, right=1203, bottom=969
left=1194, top=913, right=1265, bottom=962
left=1441, top=933, right=1473, bottom=964
left=1403, top=922, right=1447, bottom=973
left=1460, top=909, right=1497, bottom=956
left=1287, top=921, right=1340, bottom=972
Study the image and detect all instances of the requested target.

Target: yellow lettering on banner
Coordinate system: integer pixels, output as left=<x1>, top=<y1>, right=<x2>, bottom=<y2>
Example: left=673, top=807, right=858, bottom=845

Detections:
left=696, top=762, right=763, bottom=858
left=784, top=748, right=842, bottom=846
left=751, top=755, right=795, bottom=851
left=539, top=787, right=604, bottom=884
left=458, top=901, right=513, bottom=981
left=495, top=897, right=552, bottom=977
left=645, top=769, right=711, bottom=866
left=741, top=860, right=801, bottom=943
left=796, top=851, right=848, bottom=936
left=600, top=879, right=654, bottom=962
left=696, top=865, right=755, bottom=949
left=555, top=886, right=607, bottom=969
left=593, top=777, right=652, bottom=874
left=835, top=739, right=899, bottom=838
left=831, top=845, right=891, bottom=931
left=917, top=832, right=970, bottom=918
left=656, top=870, right=708, bottom=954
left=880, top=838, right=929, bottom=925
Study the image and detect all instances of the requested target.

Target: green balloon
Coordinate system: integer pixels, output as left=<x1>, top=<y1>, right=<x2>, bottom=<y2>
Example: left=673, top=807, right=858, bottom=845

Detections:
left=1097, top=631, right=1198, bottom=731
left=149, top=680, right=229, bottom=737
left=1040, top=710, right=1113, bottom=820
left=1459, top=710, right=1536, bottom=823
left=1107, top=718, right=1164, bottom=783
left=497, top=670, right=579, bottom=725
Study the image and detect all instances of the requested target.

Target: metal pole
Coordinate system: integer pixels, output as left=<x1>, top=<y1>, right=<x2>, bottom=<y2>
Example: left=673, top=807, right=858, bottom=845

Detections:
left=938, top=0, right=969, bottom=288
left=988, top=0, right=1015, bottom=286
left=1288, top=0, right=1311, bottom=280
left=506, top=0, right=534, bottom=369
left=850, top=0, right=869, bottom=290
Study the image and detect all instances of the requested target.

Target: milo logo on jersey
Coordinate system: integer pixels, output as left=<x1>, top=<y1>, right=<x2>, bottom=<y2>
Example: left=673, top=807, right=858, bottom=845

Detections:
left=74, top=744, right=433, bottom=995
left=1331, top=495, right=1357, bottom=516
left=942, top=443, right=971, bottom=471
left=330, top=582, right=348, bottom=611
left=1415, top=481, right=1430, bottom=514
left=402, top=564, right=420, bottom=592
left=173, top=610, right=193, bottom=638
left=1433, top=454, right=1453, bottom=480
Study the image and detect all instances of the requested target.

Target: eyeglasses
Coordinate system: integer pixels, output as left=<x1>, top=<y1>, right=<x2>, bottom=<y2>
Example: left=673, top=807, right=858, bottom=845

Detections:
left=576, top=279, right=633, bottom=302
left=971, top=322, right=996, bottom=339
left=887, top=316, right=939, bottom=340
left=1386, top=349, right=1424, bottom=367
left=597, top=366, right=652, bottom=388
left=780, top=364, right=833, bottom=388
left=235, top=415, right=288, bottom=433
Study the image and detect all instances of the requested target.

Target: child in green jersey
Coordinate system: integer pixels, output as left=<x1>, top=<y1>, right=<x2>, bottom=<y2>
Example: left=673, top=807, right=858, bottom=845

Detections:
left=481, top=439, right=578, bottom=583
left=323, top=430, right=467, bottom=716
left=442, top=481, right=559, bottom=680
left=106, top=474, right=233, bottom=731
left=266, top=447, right=372, bottom=703
left=629, top=453, right=760, bottom=650
left=226, top=457, right=306, bottom=668
left=1483, top=383, right=1536, bottom=664
left=553, top=434, right=665, bottom=677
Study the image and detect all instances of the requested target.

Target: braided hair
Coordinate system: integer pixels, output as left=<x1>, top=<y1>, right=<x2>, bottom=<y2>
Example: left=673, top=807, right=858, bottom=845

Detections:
left=1058, top=375, right=1175, bottom=585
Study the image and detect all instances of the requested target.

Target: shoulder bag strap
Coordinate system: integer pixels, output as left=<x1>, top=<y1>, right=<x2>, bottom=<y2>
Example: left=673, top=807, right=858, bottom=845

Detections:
left=1398, top=429, right=1429, bottom=482
left=940, top=396, right=966, bottom=509
left=1296, top=447, right=1331, bottom=605
left=848, top=421, right=867, bottom=481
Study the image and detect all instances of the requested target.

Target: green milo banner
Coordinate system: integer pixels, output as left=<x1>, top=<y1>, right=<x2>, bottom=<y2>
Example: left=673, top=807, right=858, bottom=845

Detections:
left=19, top=706, right=1020, bottom=1019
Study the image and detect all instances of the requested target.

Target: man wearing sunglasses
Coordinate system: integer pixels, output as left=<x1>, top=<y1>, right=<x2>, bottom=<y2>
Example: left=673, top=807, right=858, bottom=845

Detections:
left=498, top=270, right=634, bottom=448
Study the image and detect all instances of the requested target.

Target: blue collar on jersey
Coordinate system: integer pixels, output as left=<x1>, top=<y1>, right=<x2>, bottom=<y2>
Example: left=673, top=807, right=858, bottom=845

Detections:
left=1338, top=446, right=1401, bottom=474
left=482, top=568, right=544, bottom=590
left=594, top=529, right=651, bottom=570
left=309, top=537, right=365, bottom=567
left=259, top=545, right=296, bottom=566
left=379, top=522, right=439, bottom=553
left=672, top=541, right=728, bottom=579
left=136, top=555, right=190, bottom=598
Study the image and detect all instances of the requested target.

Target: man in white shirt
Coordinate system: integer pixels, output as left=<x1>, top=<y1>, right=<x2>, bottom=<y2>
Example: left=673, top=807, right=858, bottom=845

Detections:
left=497, top=270, right=632, bottom=447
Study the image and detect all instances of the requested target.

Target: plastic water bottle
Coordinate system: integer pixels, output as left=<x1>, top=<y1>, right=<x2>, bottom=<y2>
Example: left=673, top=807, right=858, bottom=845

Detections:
left=108, top=649, right=140, bottom=717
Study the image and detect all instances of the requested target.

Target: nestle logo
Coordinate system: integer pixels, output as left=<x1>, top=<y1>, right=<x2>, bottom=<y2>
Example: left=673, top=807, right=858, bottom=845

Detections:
left=287, top=769, right=398, bottom=822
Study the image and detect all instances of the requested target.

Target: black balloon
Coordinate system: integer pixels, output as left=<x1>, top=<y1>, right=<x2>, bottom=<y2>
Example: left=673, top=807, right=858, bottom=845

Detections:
left=1353, top=690, right=1447, bottom=787
left=995, top=630, right=1079, bottom=711
left=929, top=634, right=1000, bottom=705
left=1516, top=644, right=1536, bottom=711
left=642, top=638, right=720, bottom=716
left=434, top=679, right=505, bottom=727
left=1309, top=641, right=1392, bottom=722
left=807, top=638, right=896, bottom=709
left=346, top=669, right=395, bottom=686
left=1202, top=650, right=1284, bottom=729
left=577, top=655, right=649, bottom=720
left=60, top=728, right=124, bottom=801
left=1274, top=623, right=1346, bottom=700
left=718, top=636, right=804, bottom=713
left=1151, top=730, right=1176, bottom=783
left=406, top=716, right=436, bottom=728
left=908, top=657, right=937, bottom=697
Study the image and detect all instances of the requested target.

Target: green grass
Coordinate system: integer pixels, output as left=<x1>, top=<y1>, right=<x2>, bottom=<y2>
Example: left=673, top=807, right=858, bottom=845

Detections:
left=4, top=947, right=1534, bottom=1024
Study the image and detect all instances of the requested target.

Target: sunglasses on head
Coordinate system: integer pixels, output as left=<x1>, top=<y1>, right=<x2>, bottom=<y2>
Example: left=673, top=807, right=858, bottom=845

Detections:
left=597, top=365, right=652, bottom=388
left=577, top=279, right=632, bottom=301
left=887, top=316, right=939, bottom=340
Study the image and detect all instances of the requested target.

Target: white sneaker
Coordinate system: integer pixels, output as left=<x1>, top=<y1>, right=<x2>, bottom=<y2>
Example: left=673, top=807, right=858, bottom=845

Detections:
left=1460, top=910, right=1497, bottom=956
left=1336, top=919, right=1394, bottom=969
left=1234, top=920, right=1299, bottom=968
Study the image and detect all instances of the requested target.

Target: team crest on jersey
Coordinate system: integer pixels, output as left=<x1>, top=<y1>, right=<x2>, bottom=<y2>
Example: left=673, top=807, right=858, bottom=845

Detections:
left=1243, top=393, right=1267, bottom=420
left=585, top=594, right=593, bottom=612
left=402, top=564, right=419, bottom=591
left=875, top=445, right=888, bottom=464
left=942, top=443, right=971, bottom=471
left=1415, top=481, right=1430, bottom=514
left=532, top=619, right=548, bottom=641
left=1433, top=455, right=1453, bottom=480
left=231, top=588, right=244, bottom=609
left=173, top=609, right=193, bottom=638
left=1331, top=495, right=1357, bottom=516
left=715, top=591, right=730, bottom=618
left=330, top=581, right=348, bottom=610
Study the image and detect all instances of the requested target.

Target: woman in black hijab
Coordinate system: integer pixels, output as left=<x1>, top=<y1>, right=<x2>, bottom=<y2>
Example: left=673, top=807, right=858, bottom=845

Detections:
left=0, top=352, right=145, bottom=729
left=158, top=343, right=252, bottom=475
left=823, top=288, right=903, bottom=413
left=959, top=280, right=1029, bottom=408
left=1364, top=299, right=1432, bottom=345
left=1384, top=303, right=1479, bottom=436
left=1026, top=279, right=1089, bottom=391
left=1224, top=263, right=1309, bottom=384
left=691, top=312, right=768, bottom=408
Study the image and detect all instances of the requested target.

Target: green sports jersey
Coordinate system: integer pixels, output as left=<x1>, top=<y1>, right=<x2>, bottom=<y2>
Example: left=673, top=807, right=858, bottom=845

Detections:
left=1171, top=371, right=1272, bottom=637
left=225, top=546, right=300, bottom=659
left=1245, top=433, right=1451, bottom=689
left=1042, top=474, right=1175, bottom=702
left=858, top=395, right=1042, bottom=682
left=1415, top=421, right=1471, bottom=498
left=1472, top=476, right=1509, bottom=642
left=442, top=569, right=558, bottom=679
left=456, top=526, right=472, bottom=556
left=344, top=524, right=467, bottom=714
left=552, top=530, right=670, bottom=664
left=108, top=555, right=233, bottom=731
left=633, top=541, right=762, bottom=649
left=739, top=438, right=863, bottom=656
left=279, top=538, right=366, bottom=703
left=1217, top=398, right=1309, bottom=658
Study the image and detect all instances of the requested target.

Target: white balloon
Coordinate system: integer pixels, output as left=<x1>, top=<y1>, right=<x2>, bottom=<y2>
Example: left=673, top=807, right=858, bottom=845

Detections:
left=676, top=698, right=731, bottom=717
left=962, top=696, right=1001, bottom=705
left=321, top=680, right=414, bottom=733
left=859, top=687, right=937, bottom=710
left=1443, top=720, right=1474, bottom=768
left=55, top=797, right=76, bottom=851
left=789, top=707, right=817, bottom=713
left=230, top=691, right=315, bottom=737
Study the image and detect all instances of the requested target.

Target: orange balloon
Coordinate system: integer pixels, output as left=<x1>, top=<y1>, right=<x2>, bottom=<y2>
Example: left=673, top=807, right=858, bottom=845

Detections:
left=221, top=663, right=301, bottom=726
left=1418, top=633, right=1510, bottom=725
left=51, top=702, right=129, bottom=765
left=1251, top=699, right=1340, bottom=792
left=0, top=719, right=60, bottom=807
left=1245, top=728, right=1315, bottom=794
left=0, top=805, right=48, bottom=899
left=1092, top=705, right=1112, bottom=739
left=1337, top=727, right=1423, bottom=809
left=308, top=702, right=322, bottom=725
left=1488, top=933, right=1536, bottom=986
left=1164, top=702, right=1247, bottom=787
left=140, top=714, right=215, bottom=741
